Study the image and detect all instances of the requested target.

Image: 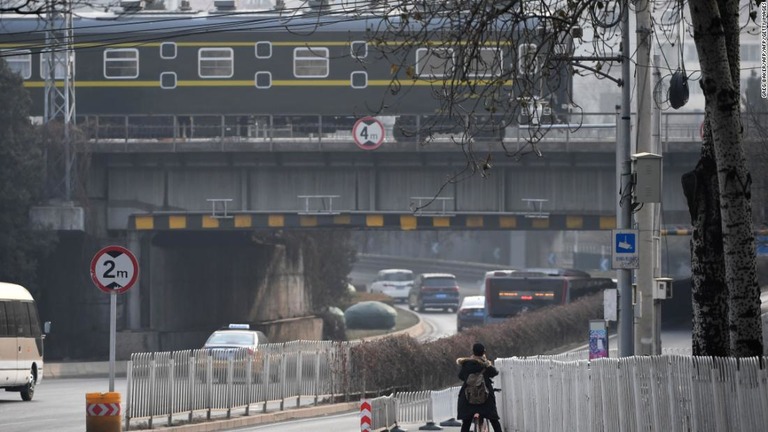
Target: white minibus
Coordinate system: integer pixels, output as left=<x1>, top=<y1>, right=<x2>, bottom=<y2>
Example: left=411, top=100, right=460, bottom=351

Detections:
left=0, top=282, right=47, bottom=401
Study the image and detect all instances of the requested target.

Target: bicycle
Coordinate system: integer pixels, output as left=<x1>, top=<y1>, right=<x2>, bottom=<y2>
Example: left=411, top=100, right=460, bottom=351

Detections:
left=472, top=388, right=501, bottom=432
left=472, top=413, right=489, bottom=432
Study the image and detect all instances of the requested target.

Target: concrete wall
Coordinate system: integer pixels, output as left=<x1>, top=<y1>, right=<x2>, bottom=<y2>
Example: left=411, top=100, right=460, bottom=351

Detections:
left=36, top=231, right=321, bottom=360
left=147, top=232, right=319, bottom=351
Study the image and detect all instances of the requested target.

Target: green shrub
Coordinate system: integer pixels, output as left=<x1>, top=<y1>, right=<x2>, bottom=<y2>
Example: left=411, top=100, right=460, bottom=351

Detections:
left=339, top=291, right=395, bottom=310
left=345, top=301, right=398, bottom=329
left=350, top=293, right=603, bottom=392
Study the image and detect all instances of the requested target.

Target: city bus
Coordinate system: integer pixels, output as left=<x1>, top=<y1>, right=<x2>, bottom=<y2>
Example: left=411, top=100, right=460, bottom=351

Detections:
left=0, top=282, right=47, bottom=401
left=483, top=269, right=615, bottom=325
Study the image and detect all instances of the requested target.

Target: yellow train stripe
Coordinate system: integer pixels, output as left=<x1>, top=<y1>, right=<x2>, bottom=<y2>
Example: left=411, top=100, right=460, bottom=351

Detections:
left=22, top=79, right=511, bottom=88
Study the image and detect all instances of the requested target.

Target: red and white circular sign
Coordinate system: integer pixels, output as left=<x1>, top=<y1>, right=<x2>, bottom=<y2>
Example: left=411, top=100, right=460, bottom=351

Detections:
left=352, top=117, right=385, bottom=150
left=90, top=245, right=139, bottom=294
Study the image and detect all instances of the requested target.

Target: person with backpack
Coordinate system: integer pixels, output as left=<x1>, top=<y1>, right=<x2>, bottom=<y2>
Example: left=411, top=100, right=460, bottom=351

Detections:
left=456, top=343, right=503, bottom=432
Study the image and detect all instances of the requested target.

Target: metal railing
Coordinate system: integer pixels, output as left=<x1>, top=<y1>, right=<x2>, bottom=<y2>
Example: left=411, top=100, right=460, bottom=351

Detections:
left=125, top=341, right=357, bottom=429
left=76, top=112, right=768, bottom=147
left=126, top=344, right=768, bottom=431
left=496, top=355, right=768, bottom=432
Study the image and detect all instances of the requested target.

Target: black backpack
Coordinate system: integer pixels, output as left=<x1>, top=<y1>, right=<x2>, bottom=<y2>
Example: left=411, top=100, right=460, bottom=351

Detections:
left=464, top=369, right=489, bottom=405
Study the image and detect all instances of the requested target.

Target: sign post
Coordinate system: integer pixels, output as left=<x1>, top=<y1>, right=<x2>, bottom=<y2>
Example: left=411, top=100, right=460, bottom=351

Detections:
left=352, top=117, right=385, bottom=150
left=90, top=245, right=139, bottom=391
left=611, top=229, right=639, bottom=270
left=589, top=320, right=609, bottom=360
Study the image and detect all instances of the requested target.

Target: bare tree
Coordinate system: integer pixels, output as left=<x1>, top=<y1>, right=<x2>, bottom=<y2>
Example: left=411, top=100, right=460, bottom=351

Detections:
left=340, top=0, right=762, bottom=356
left=3, top=0, right=762, bottom=355
left=683, top=0, right=762, bottom=357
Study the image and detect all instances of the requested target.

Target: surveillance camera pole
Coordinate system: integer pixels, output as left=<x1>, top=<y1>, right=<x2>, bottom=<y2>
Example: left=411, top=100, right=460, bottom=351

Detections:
left=554, top=1, right=635, bottom=356
left=617, top=0, right=634, bottom=357
left=634, top=0, right=656, bottom=355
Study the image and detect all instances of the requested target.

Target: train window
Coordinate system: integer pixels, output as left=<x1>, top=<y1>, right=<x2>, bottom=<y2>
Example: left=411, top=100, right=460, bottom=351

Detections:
left=350, top=71, right=367, bottom=89
left=160, top=42, right=177, bottom=59
left=518, top=44, right=539, bottom=75
left=349, top=71, right=368, bottom=88
left=39, top=50, right=73, bottom=79
left=255, top=71, right=271, bottom=89
left=415, top=48, right=455, bottom=78
left=4, top=50, right=32, bottom=79
left=255, top=42, right=272, bottom=59
left=104, top=49, right=139, bottom=79
left=468, top=48, right=502, bottom=78
left=199, top=48, right=234, bottom=78
left=350, top=41, right=367, bottom=59
left=160, top=72, right=177, bottom=89
left=293, top=47, right=329, bottom=78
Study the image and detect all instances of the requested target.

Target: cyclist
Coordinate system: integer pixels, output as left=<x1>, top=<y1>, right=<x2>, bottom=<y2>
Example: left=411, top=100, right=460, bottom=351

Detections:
left=456, top=343, right=503, bottom=432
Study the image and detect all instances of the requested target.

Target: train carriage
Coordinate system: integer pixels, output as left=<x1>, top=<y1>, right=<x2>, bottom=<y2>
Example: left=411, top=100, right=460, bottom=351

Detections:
left=0, top=3, right=573, bottom=140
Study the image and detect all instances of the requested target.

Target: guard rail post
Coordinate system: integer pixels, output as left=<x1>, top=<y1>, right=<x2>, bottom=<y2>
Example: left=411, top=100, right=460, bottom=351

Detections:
left=313, top=350, right=321, bottom=405
left=279, top=353, right=287, bottom=411
left=296, top=351, right=303, bottom=408
left=149, top=356, right=156, bottom=429
left=262, top=353, right=271, bottom=413
left=187, top=356, right=195, bottom=423
left=124, top=362, right=132, bottom=431
left=168, top=358, right=175, bottom=426
left=245, top=356, right=253, bottom=416
left=390, top=397, right=406, bottom=432
left=226, top=356, right=234, bottom=418
left=438, top=387, right=462, bottom=427
left=418, top=390, right=442, bottom=431
left=206, top=356, right=213, bottom=421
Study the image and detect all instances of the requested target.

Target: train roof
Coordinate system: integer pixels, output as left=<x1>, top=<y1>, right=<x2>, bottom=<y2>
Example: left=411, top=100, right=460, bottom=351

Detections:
left=0, top=7, right=544, bottom=38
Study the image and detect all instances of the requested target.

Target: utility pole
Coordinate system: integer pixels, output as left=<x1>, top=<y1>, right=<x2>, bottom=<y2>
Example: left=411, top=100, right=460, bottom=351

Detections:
left=618, top=0, right=634, bottom=357
left=44, top=0, right=76, bottom=202
left=634, top=0, right=655, bottom=355
left=652, top=53, right=663, bottom=354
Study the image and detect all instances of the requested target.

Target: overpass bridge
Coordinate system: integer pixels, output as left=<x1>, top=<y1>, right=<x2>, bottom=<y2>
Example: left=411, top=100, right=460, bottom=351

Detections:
left=78, top=110, right=722, bottom=236
left=34, top=110, right=767, bottom=362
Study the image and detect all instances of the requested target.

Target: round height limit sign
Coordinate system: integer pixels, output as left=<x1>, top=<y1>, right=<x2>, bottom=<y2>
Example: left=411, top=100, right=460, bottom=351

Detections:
left=90, top=245, right=139, bottom=294
left=352, top=116, right=385, bottom=150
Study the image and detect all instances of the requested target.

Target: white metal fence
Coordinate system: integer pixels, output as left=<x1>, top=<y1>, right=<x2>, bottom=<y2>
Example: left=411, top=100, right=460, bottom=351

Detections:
left=125, top=341, right=357, bottom=429
left=126, top=343, right=768, bottom=431
left=496, top=355, right=768, bottom=432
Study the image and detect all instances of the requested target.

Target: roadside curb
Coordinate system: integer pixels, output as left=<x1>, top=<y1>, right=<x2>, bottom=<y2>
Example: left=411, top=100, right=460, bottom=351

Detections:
left=137, top=402, right=360, bottom=431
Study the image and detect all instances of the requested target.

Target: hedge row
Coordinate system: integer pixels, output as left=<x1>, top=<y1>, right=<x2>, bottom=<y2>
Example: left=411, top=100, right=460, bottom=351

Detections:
left=349, top=293, right=603, bottom=393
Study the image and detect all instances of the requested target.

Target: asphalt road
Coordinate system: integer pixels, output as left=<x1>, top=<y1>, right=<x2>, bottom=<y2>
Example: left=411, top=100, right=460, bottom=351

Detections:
left=0, top=377, right=127, bottom=432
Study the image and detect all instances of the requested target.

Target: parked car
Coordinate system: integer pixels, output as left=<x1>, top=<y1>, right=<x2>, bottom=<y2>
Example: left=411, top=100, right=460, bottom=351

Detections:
left=369, top=269, right=414, bottom=303
left=408, top=273, right=460, bottom=312
left=457, top=296, right=486, bottom=332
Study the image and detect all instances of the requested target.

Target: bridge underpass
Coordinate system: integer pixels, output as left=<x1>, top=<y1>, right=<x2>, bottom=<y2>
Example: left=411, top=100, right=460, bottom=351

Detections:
left=38, top=122, right=761, bottom=362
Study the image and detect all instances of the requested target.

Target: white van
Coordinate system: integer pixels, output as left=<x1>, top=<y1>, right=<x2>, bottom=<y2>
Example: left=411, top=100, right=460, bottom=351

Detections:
left=0, top=282, right=46, bottom=401
left=369, top=269, right=414, bottom=303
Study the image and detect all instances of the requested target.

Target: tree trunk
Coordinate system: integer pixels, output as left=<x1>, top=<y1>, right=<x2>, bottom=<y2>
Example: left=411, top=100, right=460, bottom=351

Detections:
left=688, top=0, right=763, bottom=356
left=682, top=117, right=729, bottom=356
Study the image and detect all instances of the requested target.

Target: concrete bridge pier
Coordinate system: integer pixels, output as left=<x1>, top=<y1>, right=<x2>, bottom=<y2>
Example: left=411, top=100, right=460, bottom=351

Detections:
left=127, top=230, right=141, bottom=330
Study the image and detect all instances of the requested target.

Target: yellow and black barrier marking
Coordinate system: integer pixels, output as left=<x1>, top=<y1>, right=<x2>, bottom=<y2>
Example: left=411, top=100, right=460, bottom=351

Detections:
left=130, top=213, right=768, bottom=235
left=131, top=212, right=619, bottom=231
left=86, top=392, right=121, bottom=432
